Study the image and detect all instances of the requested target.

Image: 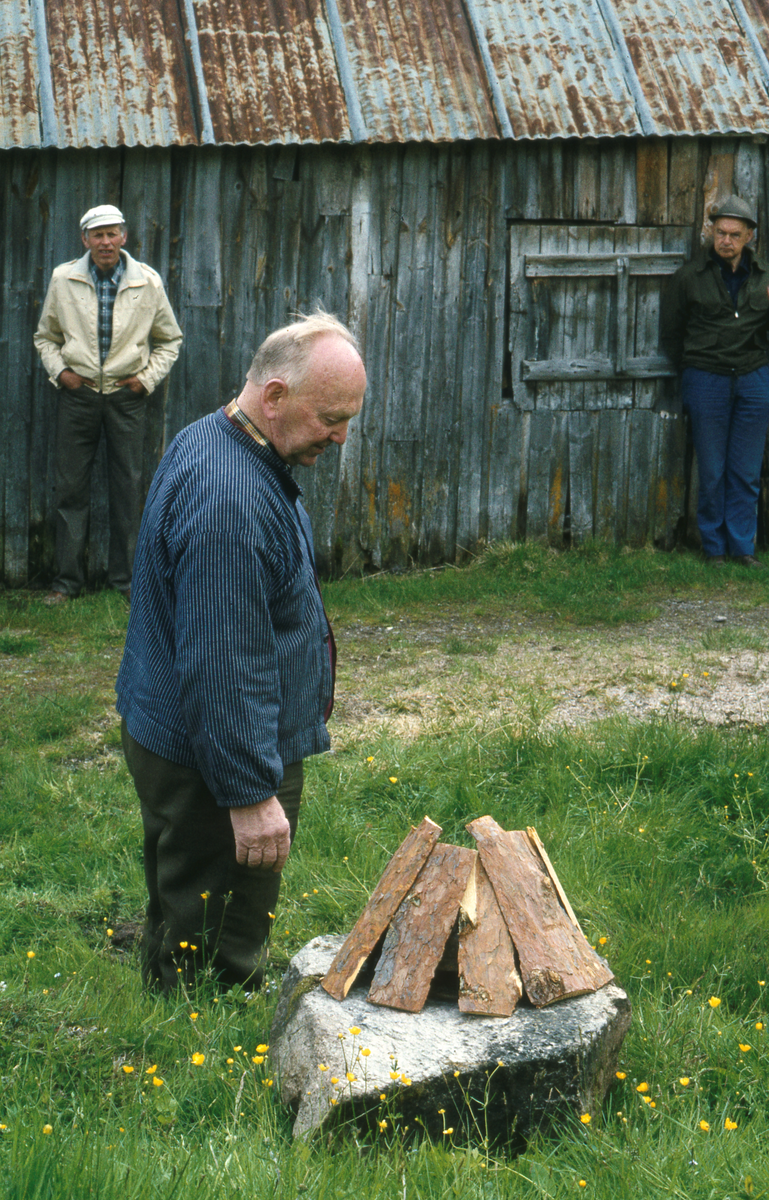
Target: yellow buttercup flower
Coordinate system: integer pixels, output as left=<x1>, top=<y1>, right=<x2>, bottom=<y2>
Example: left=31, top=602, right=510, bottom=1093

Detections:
left=699, top=1120, right=709, bottom=1132
left=145, top=1065, right=157, bottom=1075
left=636, top=1082, right=649, bottom=1093
left=349, top=1027, right=361, bottom=1036
left=42, top=1124, right=52, bottom=1135
left=679, top=1077, right=690, bottom=1086
left=256, top=1044, right=269, bottom=1054
left=708, top=996, right=721, bottom=1008
left=152, top=1077, right=164, bottom=1088
left=580, top=1113, right=591, bottom=1124
left=346, top=1072, right=356, bottom=1083
left=739, top=1044, right=751, bottom=1052
left=361, top=1048, right=371, bottom=1057
left=252, top=1055, right=264, bottom=1065
left=191, top=1053, right=205, bottom=1066
left=615, top=1071, right=626, bottom=1080
left=189, top=1012, right=199, bottom=1021
left=724, top=1117, right=738, bottom=1130
left=27, top=951, right=35, bottom=960
left=179, top=941, right=188, bottom=949
left=122, top=1065, right=134, bottom=1074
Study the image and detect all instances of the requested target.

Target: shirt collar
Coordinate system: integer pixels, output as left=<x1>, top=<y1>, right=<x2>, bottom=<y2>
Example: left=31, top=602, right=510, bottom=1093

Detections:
left=89, top=253, right=125, bottom=285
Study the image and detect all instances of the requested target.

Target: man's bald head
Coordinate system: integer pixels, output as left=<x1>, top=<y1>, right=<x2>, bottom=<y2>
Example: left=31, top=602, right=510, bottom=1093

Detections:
left=247, top=312, right=361, bottom=393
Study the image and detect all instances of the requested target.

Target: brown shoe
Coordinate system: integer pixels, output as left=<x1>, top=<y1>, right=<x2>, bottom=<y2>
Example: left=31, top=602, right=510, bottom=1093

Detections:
left=43, top=590, right=70, bottom=606
left=705, top=555, right=725, bottom=568
left=733, top=555, right=765, bottom=569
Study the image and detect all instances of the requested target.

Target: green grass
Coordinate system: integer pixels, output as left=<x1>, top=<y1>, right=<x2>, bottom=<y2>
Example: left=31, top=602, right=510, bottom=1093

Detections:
left=324, top=540, right=769, bottom=626
left=1, top=547, right=769, bottom=1197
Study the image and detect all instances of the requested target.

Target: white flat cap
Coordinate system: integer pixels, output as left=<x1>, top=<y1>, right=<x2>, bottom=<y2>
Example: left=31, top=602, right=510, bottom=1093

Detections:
left=80, top=204, right=126, bottom=231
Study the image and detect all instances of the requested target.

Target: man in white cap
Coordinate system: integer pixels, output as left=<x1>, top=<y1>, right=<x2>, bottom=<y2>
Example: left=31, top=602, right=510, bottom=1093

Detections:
left=34, top=204, right=182, bottom=603
left=662, top=195, right=769, bottom=568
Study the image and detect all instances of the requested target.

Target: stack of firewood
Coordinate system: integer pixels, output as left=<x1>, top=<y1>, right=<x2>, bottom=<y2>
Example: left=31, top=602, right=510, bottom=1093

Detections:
left=322, top=816, right=613, bottom=1016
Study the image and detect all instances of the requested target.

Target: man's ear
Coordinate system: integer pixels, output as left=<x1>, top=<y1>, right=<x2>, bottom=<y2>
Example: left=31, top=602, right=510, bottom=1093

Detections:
left=261, top=378, right=289, bottom=418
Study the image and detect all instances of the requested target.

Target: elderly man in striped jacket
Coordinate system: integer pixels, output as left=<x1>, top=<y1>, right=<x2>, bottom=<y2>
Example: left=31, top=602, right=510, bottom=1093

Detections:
left=116, top=312, right=366, bottom=993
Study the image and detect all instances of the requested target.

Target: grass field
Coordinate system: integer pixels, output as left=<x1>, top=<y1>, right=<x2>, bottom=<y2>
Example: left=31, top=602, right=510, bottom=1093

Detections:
left=1, top=544, right=768, bottom=1198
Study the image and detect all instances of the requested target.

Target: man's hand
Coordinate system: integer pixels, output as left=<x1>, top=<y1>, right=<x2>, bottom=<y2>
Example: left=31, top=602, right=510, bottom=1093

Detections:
left=229, top=796, right=291, bottom=872
left=116, top=376, right=147, bottom=395
left=58, top=369, right=96, bottom=390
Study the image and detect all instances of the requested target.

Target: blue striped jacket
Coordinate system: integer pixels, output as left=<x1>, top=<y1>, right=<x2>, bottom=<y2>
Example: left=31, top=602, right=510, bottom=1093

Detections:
left=116, top=408, right=333, bottom=806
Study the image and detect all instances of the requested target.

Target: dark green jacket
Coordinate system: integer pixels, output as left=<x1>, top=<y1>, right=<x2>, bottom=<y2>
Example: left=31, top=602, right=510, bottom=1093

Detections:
left=661, top=247, right=769, bottom=375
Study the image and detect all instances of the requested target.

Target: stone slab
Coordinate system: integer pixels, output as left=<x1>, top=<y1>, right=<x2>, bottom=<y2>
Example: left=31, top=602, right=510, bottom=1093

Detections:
left=271, top=935, right=631, bottom=1141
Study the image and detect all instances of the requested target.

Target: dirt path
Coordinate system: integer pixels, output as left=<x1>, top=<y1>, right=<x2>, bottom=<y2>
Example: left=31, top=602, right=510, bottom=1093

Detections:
left=332, top=597, right=769, bottom=746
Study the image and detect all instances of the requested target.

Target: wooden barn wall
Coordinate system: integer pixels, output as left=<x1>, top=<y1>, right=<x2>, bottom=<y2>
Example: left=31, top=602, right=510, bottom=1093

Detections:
left=1, top=136, right=767, bottom=585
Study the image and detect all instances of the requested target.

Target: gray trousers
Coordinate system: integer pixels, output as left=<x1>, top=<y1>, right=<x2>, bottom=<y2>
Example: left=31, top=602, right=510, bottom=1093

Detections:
left=52, top=385, right=147, bottom=595
left=121, top=722, right=304, bottom=993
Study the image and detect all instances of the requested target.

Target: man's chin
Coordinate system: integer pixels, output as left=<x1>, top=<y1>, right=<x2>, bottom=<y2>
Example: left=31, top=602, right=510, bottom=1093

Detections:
left=295, top=448, right=325, bottom=466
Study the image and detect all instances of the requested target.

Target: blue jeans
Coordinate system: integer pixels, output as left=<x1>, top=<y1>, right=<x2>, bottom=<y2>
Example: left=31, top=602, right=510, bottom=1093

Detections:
left=681, top=366, right=769, bottom=557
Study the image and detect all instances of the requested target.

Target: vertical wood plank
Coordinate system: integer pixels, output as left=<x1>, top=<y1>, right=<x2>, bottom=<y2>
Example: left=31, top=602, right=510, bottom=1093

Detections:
left=486, top=402, right=524, bottom=543
left=668, top=139, right=699, bottom=225
left=455, top=141, right=505, bottom=558
left=625, top=409, right=654, bottom=545
left=417, top=146, right=464, bottom=563
left=569, top=410, right=596, bottom=543
left=702, top=140, right=737, bottom=239
left=636, top=140, right=670, bottom=225
left=509, top=223, right=540, bottom=412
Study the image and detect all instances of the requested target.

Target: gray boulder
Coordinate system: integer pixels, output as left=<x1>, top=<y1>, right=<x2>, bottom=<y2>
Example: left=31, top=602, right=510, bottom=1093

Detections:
left=270, top=935, right=631, bottom=1141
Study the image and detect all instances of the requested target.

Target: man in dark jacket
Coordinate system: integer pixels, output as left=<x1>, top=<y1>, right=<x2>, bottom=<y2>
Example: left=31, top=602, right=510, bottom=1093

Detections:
left=661, top=195, right=769, bottom=567
left=116, top=313, right=366, bottom=991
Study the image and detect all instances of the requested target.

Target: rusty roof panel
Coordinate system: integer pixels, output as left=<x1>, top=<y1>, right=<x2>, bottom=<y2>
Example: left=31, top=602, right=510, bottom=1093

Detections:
left=473, top=0, right=648, bottom=138
left=332, top=0, right=498, bottom=142
left=191, top=0, right=351, bottom=143
left=5, top=0, right=769, bottom=150
left=0, top=0, right=42, bottom=147
left=616, top=0, right=769, bottom=135
left=43, top=0, right=198, bottom=147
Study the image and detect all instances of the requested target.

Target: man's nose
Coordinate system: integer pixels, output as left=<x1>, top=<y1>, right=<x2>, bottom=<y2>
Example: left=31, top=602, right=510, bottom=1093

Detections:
left=329, top=423, right=349, bottom=445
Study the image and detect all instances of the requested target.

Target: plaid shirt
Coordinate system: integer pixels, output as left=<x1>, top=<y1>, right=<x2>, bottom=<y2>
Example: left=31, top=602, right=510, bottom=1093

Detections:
left=89, top=254, right=125, bottom=364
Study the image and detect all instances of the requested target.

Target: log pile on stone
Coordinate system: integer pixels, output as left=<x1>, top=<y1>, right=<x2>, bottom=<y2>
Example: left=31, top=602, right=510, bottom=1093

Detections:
left=322, top=815, right=613, bottom=1016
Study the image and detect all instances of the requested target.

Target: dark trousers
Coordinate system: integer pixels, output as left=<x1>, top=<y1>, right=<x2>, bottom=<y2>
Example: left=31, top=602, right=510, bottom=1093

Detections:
left=681, top=366, right=769, bottom=557
left=52, top=386, right=147, bottom=595
left=121, top=722, right=304, bottom=993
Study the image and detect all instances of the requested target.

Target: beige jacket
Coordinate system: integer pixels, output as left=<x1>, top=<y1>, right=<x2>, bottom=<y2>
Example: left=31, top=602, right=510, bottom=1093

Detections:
left=34, top=250, right=182, bottom=395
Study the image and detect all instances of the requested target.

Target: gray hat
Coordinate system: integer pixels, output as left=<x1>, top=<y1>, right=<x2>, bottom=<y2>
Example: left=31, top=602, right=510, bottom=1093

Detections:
left=80, top=204, right=125, bottom=231
left=711, top=195, right=757, bottom=228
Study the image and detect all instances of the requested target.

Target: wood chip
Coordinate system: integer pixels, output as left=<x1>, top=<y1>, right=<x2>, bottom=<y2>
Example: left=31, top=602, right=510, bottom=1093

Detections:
left=321, top=816, right=441, bottom=1000
left=458, top=856, right=522, bottom=1016
left=367, top=843, right=475, bottom=1012
left=467, top=815, right=614, bottom=1006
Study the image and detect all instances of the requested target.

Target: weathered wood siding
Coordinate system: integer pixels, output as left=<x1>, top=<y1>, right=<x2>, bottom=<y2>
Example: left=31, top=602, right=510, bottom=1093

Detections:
left=1, top=135, right=767, bottom=583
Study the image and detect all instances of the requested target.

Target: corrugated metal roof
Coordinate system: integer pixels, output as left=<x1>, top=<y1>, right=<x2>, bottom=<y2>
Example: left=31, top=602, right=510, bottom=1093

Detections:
left=0, top=0, right=42, bottom=147
left=332, top=0, right=498, bottom=142
left=3, top=0, right=769, bottom=149
left=44, top=0, right=198, bottom=147
left=192, top=0, right=350, bottom=143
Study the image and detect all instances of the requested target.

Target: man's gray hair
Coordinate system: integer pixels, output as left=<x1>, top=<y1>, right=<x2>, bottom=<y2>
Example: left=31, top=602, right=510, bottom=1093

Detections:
left=247, top=312, right=360, bottom=390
